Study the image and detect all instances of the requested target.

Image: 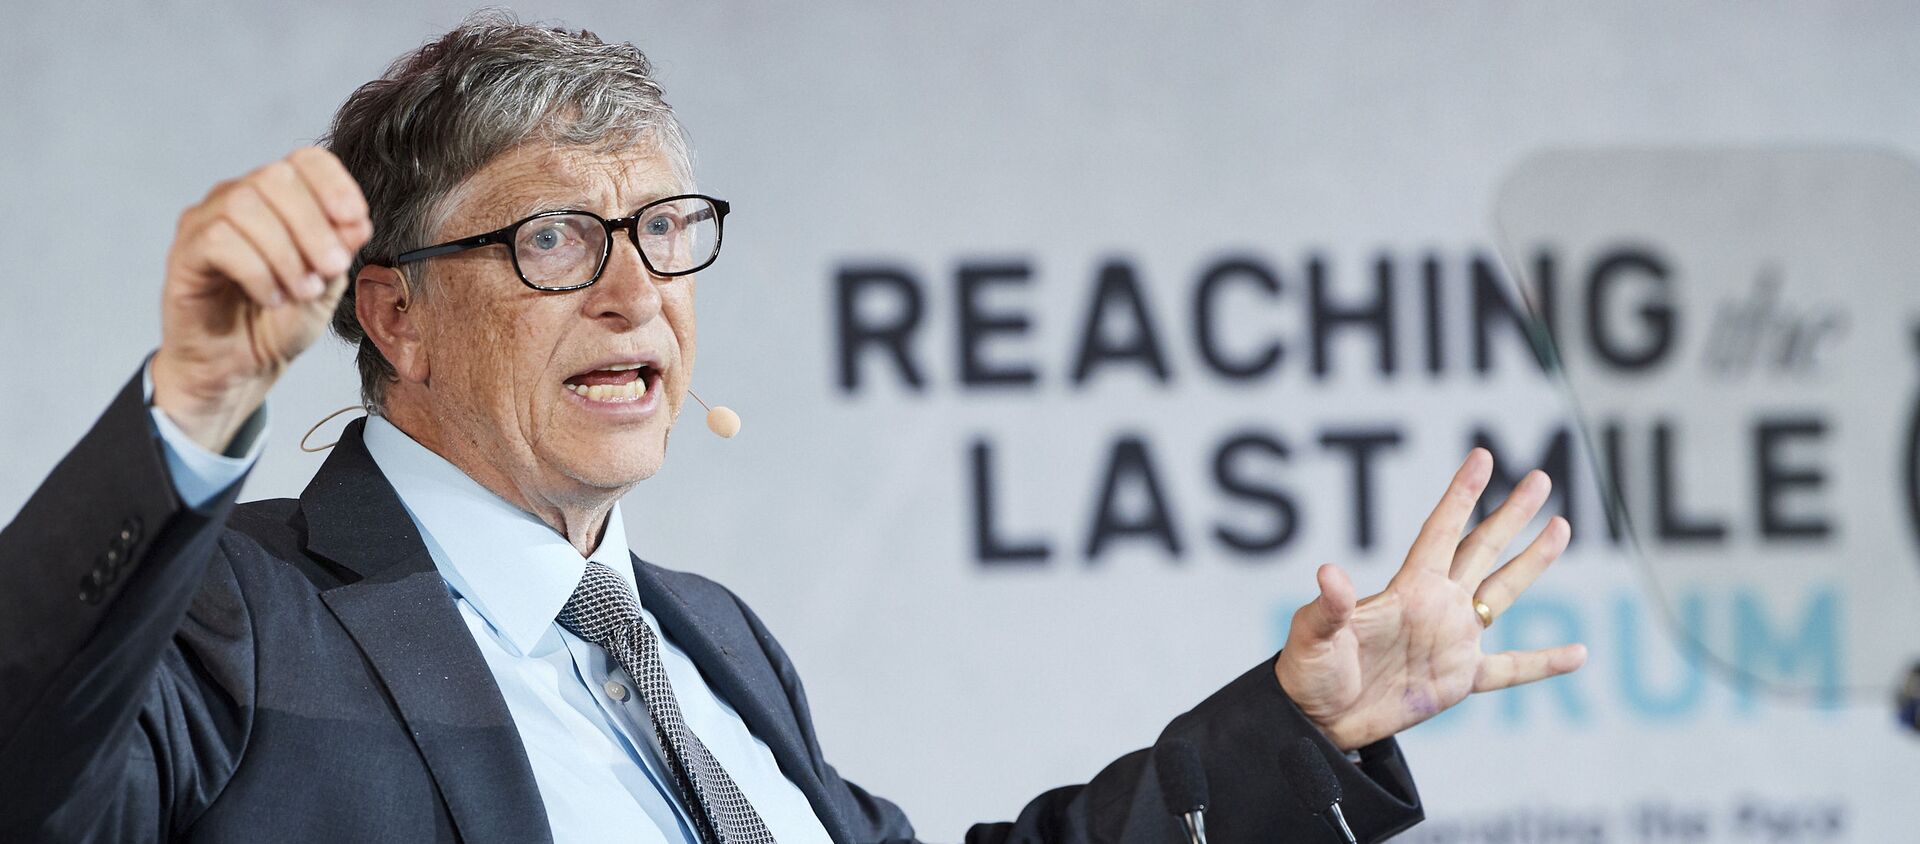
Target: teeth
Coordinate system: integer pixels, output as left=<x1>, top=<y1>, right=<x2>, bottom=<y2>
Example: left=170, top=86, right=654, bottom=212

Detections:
left=566, top=376, right=649, bottom=403
left=606, top=362, right=644, bottom=371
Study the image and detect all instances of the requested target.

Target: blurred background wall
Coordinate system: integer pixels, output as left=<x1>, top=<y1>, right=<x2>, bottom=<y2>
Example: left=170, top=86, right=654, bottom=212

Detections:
left=4, top=2, right=1917, bottom=840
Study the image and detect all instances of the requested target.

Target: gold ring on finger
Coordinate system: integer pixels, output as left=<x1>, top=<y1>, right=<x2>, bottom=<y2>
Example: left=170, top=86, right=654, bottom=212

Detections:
left=1474, top=600, right=1495, bottom=628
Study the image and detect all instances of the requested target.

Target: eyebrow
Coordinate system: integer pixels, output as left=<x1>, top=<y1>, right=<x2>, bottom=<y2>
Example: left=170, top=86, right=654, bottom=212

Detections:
left=503, top=193, right=582, bottom=223
left=499, top=186, right=687, bottom=225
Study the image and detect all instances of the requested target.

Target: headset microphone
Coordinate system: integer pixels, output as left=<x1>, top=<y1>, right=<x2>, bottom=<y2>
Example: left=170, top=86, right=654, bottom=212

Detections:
left=688, top=388, right=740, bottom=438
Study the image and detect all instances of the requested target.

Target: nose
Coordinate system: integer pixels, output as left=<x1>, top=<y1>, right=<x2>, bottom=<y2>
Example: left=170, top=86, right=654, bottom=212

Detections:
left=579, top=231, right=664, bottom=328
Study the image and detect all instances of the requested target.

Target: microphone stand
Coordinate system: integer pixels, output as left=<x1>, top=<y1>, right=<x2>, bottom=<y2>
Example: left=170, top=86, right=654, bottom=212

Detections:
left=1178, top=809, right=1208, bottom=844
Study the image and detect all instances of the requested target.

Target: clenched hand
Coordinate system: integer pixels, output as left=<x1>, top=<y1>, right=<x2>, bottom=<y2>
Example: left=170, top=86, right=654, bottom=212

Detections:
left=151, top=147, right=371, bottom=452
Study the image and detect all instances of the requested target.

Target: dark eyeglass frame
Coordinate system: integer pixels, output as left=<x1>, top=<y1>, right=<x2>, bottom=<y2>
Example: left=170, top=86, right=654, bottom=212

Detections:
left=391, top=193, right=731, bottom=291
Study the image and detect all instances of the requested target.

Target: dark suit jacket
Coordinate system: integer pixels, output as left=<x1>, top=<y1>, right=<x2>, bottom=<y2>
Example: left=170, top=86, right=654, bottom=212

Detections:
left=0, top=372, right=1423, bottom=842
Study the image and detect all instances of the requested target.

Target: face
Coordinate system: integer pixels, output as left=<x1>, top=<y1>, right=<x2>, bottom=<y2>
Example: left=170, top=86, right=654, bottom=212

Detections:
left=397, top=143, right=697, bottom=513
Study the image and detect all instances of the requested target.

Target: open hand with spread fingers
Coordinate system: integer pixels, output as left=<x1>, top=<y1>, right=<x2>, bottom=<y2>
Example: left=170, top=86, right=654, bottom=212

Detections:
left=1274, top=447, right=1587, bottom=751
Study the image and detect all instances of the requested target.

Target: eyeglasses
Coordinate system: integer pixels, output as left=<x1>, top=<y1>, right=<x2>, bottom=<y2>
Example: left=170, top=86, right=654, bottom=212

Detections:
left=392, top=194, right=730, bottom=291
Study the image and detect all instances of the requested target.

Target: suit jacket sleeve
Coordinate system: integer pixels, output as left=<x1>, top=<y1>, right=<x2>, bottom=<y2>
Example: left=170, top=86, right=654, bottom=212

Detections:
left=958, top=661, right=1423, bottom=844
left=0, top=370, right=256, bottom=840
left=730, top=593, right=1422, bottom=844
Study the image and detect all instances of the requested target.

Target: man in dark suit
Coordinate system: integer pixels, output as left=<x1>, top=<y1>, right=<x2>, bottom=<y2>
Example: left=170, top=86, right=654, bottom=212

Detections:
left=0, top=15, right=1584, bottom=843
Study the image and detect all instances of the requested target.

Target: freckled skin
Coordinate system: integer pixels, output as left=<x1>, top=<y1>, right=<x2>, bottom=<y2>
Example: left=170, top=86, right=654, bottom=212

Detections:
left=381, top=143, right=697, bottom=553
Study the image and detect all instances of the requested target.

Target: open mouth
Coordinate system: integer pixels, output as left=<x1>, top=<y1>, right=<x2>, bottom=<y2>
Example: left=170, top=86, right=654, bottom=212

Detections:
left=563, top=362, right=659, bottom=403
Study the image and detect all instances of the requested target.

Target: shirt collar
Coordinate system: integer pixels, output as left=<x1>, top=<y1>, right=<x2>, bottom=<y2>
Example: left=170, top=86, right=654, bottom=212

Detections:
left=360, top=414, right=636, bottom=655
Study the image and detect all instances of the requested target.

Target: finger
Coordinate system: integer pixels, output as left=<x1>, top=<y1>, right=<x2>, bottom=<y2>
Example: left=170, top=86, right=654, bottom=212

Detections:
left=1406, top=448, right=1493, bottom=572
left=1450, top=468, right=1552, bottom=587
left=1472, top=643, right=1587, bottom=693
left=1291, top=563, right=1357, bottom=644
left=218, top=183, right=315, bottom=303
left=252, top=159, right=350, bottom=297
left=288, top=147, right=368, bottom=225
left=287, top=146, right=372, bottom=247
left=304, top=271, right=353, bottom=317
left=191, top=220, right=281, bottom=308
left=174, top=178, right=235, bottom=237
left=1476, top=515, right=1571, bottom=615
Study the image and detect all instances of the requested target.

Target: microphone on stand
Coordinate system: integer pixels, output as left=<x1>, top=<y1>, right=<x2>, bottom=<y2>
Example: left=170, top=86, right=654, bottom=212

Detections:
left=1154, top=737, right=1210, bottom=844
left=1282, top=737, right=1357, bottom=844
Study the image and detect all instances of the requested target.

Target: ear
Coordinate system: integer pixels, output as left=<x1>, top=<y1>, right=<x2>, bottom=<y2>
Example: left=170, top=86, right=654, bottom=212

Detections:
left=355, top=264, right=428, bottom=386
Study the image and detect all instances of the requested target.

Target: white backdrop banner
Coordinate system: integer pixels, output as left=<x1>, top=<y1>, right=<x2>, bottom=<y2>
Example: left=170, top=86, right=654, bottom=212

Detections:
left=4, top=3, right=1918, bottom=841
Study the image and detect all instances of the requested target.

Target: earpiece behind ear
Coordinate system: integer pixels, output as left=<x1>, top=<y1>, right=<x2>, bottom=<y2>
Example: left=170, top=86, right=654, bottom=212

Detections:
left=395, top=268, right=413, bottom=312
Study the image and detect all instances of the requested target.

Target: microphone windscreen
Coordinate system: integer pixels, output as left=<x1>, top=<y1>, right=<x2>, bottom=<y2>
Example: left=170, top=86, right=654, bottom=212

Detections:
left=1280, top=736, right=1342, bottom=814
left=706, top=405, right=741, bottom=438
left=1154, top=737, right=1210, bottom=816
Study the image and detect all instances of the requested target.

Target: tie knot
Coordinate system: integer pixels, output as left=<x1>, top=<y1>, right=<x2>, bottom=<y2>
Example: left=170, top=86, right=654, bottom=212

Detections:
left=556, top=561, right=641, bottom=645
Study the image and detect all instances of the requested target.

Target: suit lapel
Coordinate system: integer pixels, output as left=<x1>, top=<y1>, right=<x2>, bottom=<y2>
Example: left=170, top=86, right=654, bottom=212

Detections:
left=304, top=420, right=553, bottom=844
left=629, top=560, right=854, bottom=842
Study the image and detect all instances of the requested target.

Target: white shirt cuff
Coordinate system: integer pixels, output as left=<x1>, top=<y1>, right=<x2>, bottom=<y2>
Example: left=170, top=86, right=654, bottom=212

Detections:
left=142, top=357, right=268, bottom=509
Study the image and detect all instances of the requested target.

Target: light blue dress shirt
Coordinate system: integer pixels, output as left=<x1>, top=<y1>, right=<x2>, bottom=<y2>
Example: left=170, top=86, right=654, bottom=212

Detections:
left=143, top=373, right=832, bottom=844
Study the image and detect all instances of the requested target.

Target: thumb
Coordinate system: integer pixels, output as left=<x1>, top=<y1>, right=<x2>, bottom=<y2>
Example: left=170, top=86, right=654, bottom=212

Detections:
left=1294, top=563, right=1357, bottom=644
left=268, top=271, right=353, bottom=362
left=311, top=270, right=351, bottom=311
left=293, top=271, right=351, bottom=327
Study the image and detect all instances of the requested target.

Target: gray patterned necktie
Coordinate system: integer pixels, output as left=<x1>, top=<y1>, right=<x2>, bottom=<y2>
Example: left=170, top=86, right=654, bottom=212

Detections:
left=556, top=561, right=778, bottom=844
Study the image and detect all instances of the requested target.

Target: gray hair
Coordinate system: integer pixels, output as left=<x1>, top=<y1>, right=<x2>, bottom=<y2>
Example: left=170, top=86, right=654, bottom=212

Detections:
left=322, top=11, right=693, bottom=414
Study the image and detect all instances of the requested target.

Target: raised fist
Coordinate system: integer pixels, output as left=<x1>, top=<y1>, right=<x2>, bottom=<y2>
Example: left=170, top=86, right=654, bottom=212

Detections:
left=151, top=146, right=371, bottom=452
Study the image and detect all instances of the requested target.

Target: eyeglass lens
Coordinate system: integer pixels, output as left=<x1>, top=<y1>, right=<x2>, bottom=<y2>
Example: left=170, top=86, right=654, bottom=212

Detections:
left=512, top=197, right=721, bottom=289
